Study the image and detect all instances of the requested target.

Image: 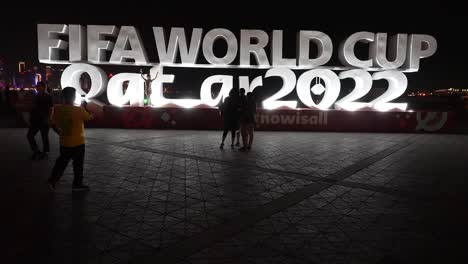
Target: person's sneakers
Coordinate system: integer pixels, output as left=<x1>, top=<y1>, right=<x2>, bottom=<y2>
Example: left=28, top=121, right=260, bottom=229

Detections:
left=247, top=146, right=251, bottom=151
left=235, top=142, right=240, bottom=146
left=31, top=151, right=42, bottom=160
left=72, top=185, right=90, bottom=192
left=39, top=152, right=49, bottom=160
left=219, top=143, right=224, bottom=149
left=47, top=181, right=56, bottom=192
left=238, top=147, right=248, bottom=152
left=231, top=144, right=234, bottom=148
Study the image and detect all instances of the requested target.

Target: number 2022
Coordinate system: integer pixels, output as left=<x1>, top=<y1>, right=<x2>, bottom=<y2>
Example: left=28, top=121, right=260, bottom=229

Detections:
left=261, top=68, right=407, bottom=112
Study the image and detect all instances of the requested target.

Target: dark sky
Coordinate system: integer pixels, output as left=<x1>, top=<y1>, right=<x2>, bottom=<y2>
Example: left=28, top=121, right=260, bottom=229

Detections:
left=1, top=3, right=467, bottom=95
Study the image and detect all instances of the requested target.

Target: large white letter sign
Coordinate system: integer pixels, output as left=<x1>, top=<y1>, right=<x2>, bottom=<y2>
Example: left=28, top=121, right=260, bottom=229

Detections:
left=40, top=25, right=439, bottom=113
left=404, top=34, right=437, bottom=71
left=202, top=29, right=238, bottom=65
left=370, top=71, right=408, bottom=111
left=149, top=65, right=202, bottom=108
left=370, top=33, right=407, bottom=69
left=335, top=69, right=372, bottom=111
left=153, top=27, right=203, bottom=65
left=339, top=31, right=375, bottom=68
left=263, top=68, right=297, bottom=109
left=61, top=63, right=108, bottom=104
left=107, top=73, right=144, bottom=106
left=87, top=25, right=119, bottom=63
left=298, top=31, right=333, bottom=67
left=297, top=69, right=340, bottom=110
left=271, top=30, right=296, bottom=67
left=200, top=75, right=233, bottom=107
left=69, top=25, right=86, bottom=62
left=239, top=76, right=263, bottom=93
left=240, top=30, right=270, bottom=67
left=110, top=26, right=149, bottom=65
left=37, top=24, right=69, bottom=63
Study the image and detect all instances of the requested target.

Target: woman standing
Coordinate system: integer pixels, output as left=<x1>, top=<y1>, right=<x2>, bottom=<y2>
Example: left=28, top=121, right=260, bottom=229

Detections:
left=219, top=89, right=240, bottom=149
left=239, top=92, right=257, bottom=151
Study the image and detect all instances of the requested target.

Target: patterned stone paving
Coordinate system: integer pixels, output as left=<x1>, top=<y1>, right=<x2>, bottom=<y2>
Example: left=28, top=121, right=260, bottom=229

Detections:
left=125, top=132, right=412, bottom=178
left=3, top=129, right=468, bottom=264
left=181, top=186, right=433, bottom=264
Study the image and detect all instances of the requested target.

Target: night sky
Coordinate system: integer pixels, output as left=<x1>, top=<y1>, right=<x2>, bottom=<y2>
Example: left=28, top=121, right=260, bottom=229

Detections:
left=1, top=4, right=467, bottom=99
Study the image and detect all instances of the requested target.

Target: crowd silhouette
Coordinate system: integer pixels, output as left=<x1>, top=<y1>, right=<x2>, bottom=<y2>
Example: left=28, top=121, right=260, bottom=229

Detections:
left=219, top=87, right=257, bottom=151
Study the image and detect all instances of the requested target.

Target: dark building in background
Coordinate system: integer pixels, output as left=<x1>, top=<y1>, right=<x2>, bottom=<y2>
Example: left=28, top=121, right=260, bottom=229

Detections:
left=13, top=61, right=36, bottom=89
left=45, top=65, right=63, bottom=90
left=9, top=61, right=64, bottom=90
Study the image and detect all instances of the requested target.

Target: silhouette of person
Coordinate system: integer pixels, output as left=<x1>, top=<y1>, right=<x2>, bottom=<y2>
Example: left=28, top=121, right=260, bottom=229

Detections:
left=219, top=89, right=241, bottom=148
left=48, top=87, right=93, bottom=192
left=140, top=69, right=158, bottom=106
left=239, top=92, right=257, bottom=151
left=27, top=82, right=53, bottom=160
left=235, top=88, right=246, bottom=146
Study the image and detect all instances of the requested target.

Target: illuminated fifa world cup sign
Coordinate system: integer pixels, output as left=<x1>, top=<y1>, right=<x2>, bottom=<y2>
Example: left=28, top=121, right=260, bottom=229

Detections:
left=37, top=24, right=437, bottom=111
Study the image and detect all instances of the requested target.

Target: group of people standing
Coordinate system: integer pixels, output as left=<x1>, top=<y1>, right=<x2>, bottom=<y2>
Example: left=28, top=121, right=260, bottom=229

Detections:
left=25, top=82, right=255, bottom=193
left=219, top=88, right=256, bottom=151
left=26, top=82, right=93, bottom=192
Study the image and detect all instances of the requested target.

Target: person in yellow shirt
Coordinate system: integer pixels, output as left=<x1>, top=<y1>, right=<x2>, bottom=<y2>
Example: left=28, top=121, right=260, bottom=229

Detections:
left=48, top=87, right=93, bottom=192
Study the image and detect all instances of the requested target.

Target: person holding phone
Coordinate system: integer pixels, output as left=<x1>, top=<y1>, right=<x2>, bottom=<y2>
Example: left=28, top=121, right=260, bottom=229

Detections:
left=48, top=87, right=93, bottom=192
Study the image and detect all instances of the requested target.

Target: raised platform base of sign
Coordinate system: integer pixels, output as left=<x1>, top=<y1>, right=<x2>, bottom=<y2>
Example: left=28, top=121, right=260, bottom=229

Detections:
left=85, top=106, right=455, bottom=133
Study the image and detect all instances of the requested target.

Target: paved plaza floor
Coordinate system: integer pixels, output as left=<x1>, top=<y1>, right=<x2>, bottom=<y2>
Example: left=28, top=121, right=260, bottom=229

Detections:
left=3, top=128, right=468, bottom=263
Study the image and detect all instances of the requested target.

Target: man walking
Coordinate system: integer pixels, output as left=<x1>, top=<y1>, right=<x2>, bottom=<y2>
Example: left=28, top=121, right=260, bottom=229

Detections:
left=48, top=87, right=93, bottom=192
left=27, top=82, right=53, bottom=160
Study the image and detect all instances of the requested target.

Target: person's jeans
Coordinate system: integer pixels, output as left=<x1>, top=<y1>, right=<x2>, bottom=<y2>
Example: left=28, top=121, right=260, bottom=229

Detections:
left=27, top=121, right=50, bottom=153
left=49, top=145, right=85, bottom=186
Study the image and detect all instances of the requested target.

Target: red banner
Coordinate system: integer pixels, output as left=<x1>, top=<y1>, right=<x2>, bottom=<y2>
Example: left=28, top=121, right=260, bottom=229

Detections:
left=88, top=106, right=456, bottom=133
